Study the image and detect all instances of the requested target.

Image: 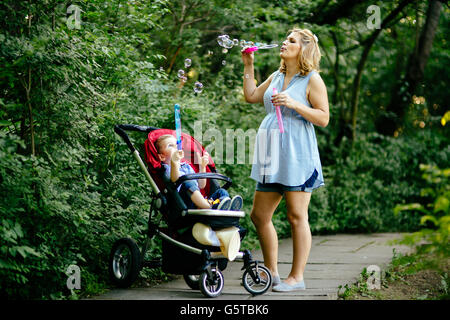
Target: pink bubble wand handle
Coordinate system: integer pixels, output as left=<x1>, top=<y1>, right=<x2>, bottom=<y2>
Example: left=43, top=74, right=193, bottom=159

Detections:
left=273, top=88, right=284, bottom=133
left=243, top=46, right=259, bottom=53
left=243, top=44, right=278, bottom=53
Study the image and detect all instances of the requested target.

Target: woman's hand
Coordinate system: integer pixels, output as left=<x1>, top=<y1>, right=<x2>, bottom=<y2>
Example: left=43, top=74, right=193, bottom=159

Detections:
left=271, top=91, right=296, bottom=109
left=241, top=48, right=254, bottom=66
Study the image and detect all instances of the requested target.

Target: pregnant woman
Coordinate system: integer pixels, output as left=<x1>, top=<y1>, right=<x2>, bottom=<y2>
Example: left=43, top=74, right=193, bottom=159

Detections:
left=241, top=28, right=329, bottom=292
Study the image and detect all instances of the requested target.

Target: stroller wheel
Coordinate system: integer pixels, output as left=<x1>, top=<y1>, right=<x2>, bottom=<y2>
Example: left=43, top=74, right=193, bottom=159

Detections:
left=199, top=267, right=224, bottom=298
left=183, top=274, right=200, bottom=290
left=242, top=265, right=272, bottom=295
left=109, top=238, right=141, bottom=288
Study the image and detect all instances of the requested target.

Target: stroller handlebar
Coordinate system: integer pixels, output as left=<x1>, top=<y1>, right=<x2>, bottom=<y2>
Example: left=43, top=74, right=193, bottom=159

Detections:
left=116, top=124, right=157, bottom=133
left=176, top=173, right=232, bottom=190
left=114, top=124, right=158, bottom=152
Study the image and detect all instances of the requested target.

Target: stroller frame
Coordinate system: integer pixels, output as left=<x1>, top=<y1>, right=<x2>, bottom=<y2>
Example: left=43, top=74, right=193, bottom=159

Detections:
left=109, top=124, right=272, bottom=298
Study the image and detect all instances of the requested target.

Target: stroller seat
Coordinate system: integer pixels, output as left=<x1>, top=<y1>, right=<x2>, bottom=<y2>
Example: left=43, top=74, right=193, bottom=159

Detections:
left=144, top=128, right=245, bottom=261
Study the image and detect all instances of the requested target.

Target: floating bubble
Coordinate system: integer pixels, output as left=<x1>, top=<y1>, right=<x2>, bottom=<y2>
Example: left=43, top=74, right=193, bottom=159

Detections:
left=233, top=39, right=239, bottom=46
left=245, top=74, right=250, bottom=79
left=184, top=58, right=192, bottom=68
left=217, top=34, right=234, bottom=49
left=178, top=69, right=185, bottom=78
left=224, top=39, right=234, bottom=49
left=217, top=34, right=228, bottom=47
left=208, top=50, right=213, bottom=56
left=240, top=39, right=246, bottom=47
left=194, top=81, right=203, bottom=93
left=181, top=76, right=187, bottom=83
left=222, top=60, right=226, bottom=65
left=222, top=48, right=228, bottom=54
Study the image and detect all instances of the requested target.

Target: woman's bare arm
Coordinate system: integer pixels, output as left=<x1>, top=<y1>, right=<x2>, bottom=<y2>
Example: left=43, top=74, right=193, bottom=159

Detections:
left=243, top=69, right=275, bottom=104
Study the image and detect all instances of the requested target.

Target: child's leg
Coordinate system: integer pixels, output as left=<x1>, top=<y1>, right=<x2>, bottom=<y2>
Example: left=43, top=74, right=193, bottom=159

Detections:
left=190, top=190, right=211, bottom=209
left=179, top=180, right=211, bottom=209
left=209, top=188, right=230, bottom=201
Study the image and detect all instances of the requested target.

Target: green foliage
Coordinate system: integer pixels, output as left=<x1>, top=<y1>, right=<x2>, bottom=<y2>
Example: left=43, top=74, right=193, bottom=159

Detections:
left=0, top=0, right=448, bottom=299
left=394, top=164, right=450, bottom=257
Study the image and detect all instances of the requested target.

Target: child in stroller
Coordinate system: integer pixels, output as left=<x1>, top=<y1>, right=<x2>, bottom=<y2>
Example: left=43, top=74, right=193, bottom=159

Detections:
left=155, top=134, right=243, bottom=211
left=109, top=124, right=272, bottom=298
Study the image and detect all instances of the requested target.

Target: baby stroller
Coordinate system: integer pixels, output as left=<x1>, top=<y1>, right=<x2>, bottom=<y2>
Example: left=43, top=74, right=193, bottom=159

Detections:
left=109, top=124, right=272, bottom=298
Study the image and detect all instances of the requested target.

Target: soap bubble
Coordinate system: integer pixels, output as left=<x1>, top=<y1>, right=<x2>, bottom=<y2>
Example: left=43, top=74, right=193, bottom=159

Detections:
left=181, top=76, right=187, bottom=83
left=245, top=74, right=250, bottom=79
left=194, top=81, right=203, bottom=94
left=222, top=60, right=226, bottom=65
left=240, top=39, right=246, bottom=47
left=233, top=39, right=239, bottom=46
left=222, top=48, right=228, bottom=54
left=217, top=34, right=234, bottom=49
left=178, top=69, right=185, bottom=78
left=184, top=58, right=192, bottom=68
left=224, top=39, right=234, bottom=49
left=217, top=34, right=228, bottom=47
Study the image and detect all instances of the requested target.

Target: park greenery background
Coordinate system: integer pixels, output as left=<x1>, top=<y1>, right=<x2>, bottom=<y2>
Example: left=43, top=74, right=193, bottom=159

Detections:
left=0, top=0, right=448, bottom=299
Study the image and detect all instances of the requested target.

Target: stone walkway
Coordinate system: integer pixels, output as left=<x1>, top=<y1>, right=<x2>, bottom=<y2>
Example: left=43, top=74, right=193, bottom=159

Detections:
left=92, top=233, right=411, bottom=300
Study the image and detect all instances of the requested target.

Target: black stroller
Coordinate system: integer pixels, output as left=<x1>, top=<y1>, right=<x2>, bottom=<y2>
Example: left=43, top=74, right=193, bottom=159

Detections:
left=109, top=124, right=272, bottom=298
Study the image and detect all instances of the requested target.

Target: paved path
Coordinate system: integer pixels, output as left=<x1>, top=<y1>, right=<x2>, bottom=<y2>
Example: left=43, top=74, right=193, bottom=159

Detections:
left=92, top=233, right=411, bottom=300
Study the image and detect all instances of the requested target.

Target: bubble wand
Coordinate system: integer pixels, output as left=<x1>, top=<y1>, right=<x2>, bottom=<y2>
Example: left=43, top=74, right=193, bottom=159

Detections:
left=243, top=43, right=278, bottom=54
left=272, top=88, right=284, bottom=133
left=174, top=104, right=183, bottom=150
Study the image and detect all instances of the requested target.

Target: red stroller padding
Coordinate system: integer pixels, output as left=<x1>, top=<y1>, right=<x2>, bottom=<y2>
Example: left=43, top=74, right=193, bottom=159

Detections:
left=144, top=129, right=215, bottom=197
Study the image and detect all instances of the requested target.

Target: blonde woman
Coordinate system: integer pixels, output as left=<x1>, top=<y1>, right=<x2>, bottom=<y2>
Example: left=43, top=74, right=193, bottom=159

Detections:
left=241, top=28, right=329, bottom=292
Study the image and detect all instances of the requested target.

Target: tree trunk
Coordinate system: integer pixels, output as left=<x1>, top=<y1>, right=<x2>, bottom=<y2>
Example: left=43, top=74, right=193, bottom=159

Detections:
left=376, top=0, right=443, bottom=136
left=26, top=66, right=35, bottom=156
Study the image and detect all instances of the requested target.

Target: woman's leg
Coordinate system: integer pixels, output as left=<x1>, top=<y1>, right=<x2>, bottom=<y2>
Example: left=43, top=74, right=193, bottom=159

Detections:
left=250, top=191, right=283, bottom=278
left=283, top=191, right=312, bottom=284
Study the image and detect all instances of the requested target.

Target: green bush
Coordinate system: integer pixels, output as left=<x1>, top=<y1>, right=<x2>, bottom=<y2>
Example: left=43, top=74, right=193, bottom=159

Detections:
left=394, top=164, right=450, bottom=257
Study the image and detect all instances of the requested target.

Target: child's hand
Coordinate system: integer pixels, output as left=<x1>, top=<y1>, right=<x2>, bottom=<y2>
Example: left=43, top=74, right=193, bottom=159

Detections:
left=171, top=150, right=184, bottom=163
left=197, top=151, right=210, bottom=170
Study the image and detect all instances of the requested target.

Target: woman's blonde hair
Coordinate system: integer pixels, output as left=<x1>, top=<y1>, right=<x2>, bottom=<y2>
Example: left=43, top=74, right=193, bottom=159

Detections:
left=279, top=28, right=321, bottom=76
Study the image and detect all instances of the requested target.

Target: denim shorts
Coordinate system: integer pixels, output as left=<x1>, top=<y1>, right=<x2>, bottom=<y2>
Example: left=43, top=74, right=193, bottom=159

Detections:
left=256, top=182, right=313, bottom=194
